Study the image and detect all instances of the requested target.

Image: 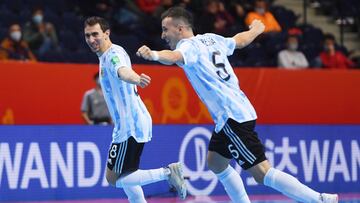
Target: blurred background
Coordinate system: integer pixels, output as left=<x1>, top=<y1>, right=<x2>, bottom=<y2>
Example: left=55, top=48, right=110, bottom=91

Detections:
left=0, top=0, right=359, bottom=202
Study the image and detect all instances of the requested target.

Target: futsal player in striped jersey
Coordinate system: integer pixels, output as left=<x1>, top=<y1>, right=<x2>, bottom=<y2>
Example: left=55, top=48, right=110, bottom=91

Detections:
left=84, top=16, right=186, bottom=202
left=137, top=7, right=338, bottom=203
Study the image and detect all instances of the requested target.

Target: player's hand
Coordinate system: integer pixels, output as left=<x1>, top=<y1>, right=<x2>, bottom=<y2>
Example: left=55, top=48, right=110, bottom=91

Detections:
left=138, top=73, right=151, bottom=88
left=249, top=19, right=265, bottom=35
left=137, top=45, right=158, bottom=61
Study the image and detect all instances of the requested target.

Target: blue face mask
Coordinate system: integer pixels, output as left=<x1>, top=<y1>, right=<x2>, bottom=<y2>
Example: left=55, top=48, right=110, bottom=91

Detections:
left=10, top=31, right=22, bottom=42
left=33, top=14, right=43, bottom=24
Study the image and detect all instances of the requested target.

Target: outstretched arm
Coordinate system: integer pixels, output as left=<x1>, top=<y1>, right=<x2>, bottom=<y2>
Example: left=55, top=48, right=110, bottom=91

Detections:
left=137, top=45, right=184, bottom=65
left=233, top=19, right=265, bottom=49
left=117, top=67, right=151, bottom=88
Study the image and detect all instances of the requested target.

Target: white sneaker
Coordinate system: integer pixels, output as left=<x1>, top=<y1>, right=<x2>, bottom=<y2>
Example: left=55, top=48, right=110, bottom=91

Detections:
left=168, top=162, right=187, bottom=200
left=320, top=193, right=338, bottom=203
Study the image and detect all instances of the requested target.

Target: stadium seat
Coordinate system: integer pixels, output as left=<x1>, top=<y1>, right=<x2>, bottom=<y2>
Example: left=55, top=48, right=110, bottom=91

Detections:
left=59, top=30, right=79, bottom=51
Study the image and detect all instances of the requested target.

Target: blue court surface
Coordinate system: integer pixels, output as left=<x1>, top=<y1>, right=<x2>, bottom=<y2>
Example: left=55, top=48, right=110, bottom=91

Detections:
left=5, top=194, right=360, bottom=203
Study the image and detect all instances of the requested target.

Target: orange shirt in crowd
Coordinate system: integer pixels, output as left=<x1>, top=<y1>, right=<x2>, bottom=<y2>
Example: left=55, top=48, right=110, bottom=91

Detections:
left=0, top=38, right=37, bottom=61
left=245, top=11, right=282, bottom=33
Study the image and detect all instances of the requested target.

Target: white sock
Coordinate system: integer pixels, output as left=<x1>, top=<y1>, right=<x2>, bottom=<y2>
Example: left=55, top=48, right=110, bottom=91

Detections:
left=216, top=165, right=250, bottom=203
left=264, top=167, right=320, bottom=203
left=123, top=186, right=147, bottom=203
left=116, top=168, right=170, bottom=188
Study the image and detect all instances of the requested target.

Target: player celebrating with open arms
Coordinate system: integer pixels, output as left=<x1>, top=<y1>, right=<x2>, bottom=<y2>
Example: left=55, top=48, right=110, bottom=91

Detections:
left=137, top=7, right=338, bottom=203
left=84, top=16, right=186, bottom=202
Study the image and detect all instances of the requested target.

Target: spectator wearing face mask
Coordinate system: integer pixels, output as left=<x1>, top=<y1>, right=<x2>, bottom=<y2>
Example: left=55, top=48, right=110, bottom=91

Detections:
left=318, top=33, right=354, bottom=69
left=277, top=35, right=308, bottom=69
left=23, top=7, right=59, bottom=58
left=0, top=23, right=37, bottom=61
left=245, top=0, right=281, bottom=33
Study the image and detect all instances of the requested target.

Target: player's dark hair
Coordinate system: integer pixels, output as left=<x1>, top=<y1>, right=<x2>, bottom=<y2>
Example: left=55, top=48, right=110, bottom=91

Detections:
left=93, top=72, right=99, bottom=80
left=161, top=7, right=194, bottom=29
left=84, top=16, right=110, bottom=32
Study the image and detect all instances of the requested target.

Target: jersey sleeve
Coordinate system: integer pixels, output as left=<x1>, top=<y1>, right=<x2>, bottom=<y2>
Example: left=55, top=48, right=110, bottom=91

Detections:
left=108, top=50, right=130, bottom=78
left=175, top=40, right=199, bottom=67
left=222, top=37, right=236, bottom=56
left=210, top=33, right=236, bottom=56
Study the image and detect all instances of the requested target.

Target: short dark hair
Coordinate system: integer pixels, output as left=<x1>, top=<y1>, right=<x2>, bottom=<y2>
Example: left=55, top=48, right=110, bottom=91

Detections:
left=324, top=33, right=335, bottom=42
left=161, top=7, right=194, bottom=29
left=32, top=6, right=43, bottom=14
left=93, top=72, right=99, bottom=80
left=84, top=16, right=110, bottom=32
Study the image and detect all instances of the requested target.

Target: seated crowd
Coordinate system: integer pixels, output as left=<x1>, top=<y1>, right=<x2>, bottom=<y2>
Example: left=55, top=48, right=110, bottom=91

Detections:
left=0, top=0, right=358, bottom=68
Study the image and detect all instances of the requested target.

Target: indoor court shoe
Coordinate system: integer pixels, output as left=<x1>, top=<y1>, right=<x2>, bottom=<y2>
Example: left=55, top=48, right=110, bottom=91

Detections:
left=168, top=162, right=187, bottom=200
left=320, top=193, right=338, bottom=203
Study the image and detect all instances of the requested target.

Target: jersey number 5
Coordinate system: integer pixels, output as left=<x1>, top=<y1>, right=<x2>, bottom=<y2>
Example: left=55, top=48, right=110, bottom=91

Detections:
left=212, top=51, right=230, bottom=81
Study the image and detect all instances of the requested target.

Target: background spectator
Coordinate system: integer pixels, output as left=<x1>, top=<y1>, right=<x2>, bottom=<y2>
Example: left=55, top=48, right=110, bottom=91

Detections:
left=153, top=0, right=174, bottom=22
left=136, top=0, right=161, bottom=14
left=81, top=73, right=111, bottom=125
left=245, top=0, right=281, bottom=33
left=278, top=35, right=309, bottom=69
left=228, top=1, right=248, bottom=33
left=0, top=23, right=36, bottom=61
left=318, top=33, right=354, bottom=69
left=197, top=0, right=234, bottom=35
left=23, top=7, right=60, bottom=58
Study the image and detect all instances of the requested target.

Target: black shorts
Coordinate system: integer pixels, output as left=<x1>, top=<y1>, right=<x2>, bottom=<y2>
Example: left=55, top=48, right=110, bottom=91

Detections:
left=107, top=136, right=144, bottom=175
left=209, top=119, right=266, bottom=170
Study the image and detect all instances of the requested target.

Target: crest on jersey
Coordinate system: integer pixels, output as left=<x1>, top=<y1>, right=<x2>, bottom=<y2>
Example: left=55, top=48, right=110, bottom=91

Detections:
left=111, top=56, right=120, bottom=66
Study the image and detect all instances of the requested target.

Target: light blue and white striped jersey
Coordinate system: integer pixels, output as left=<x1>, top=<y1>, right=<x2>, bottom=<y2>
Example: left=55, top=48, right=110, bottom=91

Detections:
left=98, top=44, right=152, bottom=143
left=175, top=33, right=257, bottom=133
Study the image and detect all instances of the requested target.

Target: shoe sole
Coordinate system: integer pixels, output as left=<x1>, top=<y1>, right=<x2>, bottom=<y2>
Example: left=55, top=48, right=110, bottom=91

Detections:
left=170, top=163, right=187, bottom=200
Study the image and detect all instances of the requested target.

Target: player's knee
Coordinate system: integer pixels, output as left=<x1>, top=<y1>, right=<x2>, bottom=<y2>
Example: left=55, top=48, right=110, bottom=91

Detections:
left=207, top=157, right=227, bottom=174
left=249, top=168, right=267, bottom=184
left=106, top=177, right=117, bottom=187
left=106, top=173, right=118, bottom=187
left=253, top=174, right=265, bottom=184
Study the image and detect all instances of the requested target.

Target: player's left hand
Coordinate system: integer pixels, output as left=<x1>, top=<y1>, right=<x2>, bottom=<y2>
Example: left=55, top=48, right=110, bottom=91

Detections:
left=138, top=73, right=151, bottom=88
left=137, top=45, right=158, bottom=61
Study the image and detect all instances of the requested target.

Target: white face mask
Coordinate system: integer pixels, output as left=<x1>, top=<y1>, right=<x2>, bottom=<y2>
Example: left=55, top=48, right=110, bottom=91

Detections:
left=33, top=14, right=43, bottom=24
left=288, top=43, right=298, bottom=51
left=10, top=31, right=22, bottom=42
left=255, top=8, right=265, bottom=15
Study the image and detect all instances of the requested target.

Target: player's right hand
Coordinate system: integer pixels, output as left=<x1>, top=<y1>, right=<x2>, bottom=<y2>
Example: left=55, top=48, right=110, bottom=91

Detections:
left=138, top=73, right=151, bottom=88
left=137, top=45, right=157, bottom=61
left=249, top=19, right=265, bottom=35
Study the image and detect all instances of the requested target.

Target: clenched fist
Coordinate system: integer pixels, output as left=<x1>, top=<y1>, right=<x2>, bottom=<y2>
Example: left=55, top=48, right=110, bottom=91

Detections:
left=138, top=73, right=151, bottom=88
left=249, top=19, right=265, bottom=36
left=137, top=45, right=158, bottom=61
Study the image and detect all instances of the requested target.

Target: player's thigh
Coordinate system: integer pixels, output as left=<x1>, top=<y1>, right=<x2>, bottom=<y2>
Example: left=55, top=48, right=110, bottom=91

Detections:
left=106, top=137, right=144, bottom=186
left=106, top=167, right=120, bottom=186
left=207, top=151, right=231, bottom=173
left=247, top=159, right=271, bottom=184
left=221, top=119, right=267, bottom=170
left=208, top=128, right=233, bottom=173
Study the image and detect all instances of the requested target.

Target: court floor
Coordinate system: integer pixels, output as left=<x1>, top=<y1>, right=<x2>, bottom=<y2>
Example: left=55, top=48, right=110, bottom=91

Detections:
left=7, top=194, right=360, bottom=203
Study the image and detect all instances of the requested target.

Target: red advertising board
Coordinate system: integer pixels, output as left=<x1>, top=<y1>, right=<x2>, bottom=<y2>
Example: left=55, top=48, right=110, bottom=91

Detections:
left=0, top=61, right=359, bottom=124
